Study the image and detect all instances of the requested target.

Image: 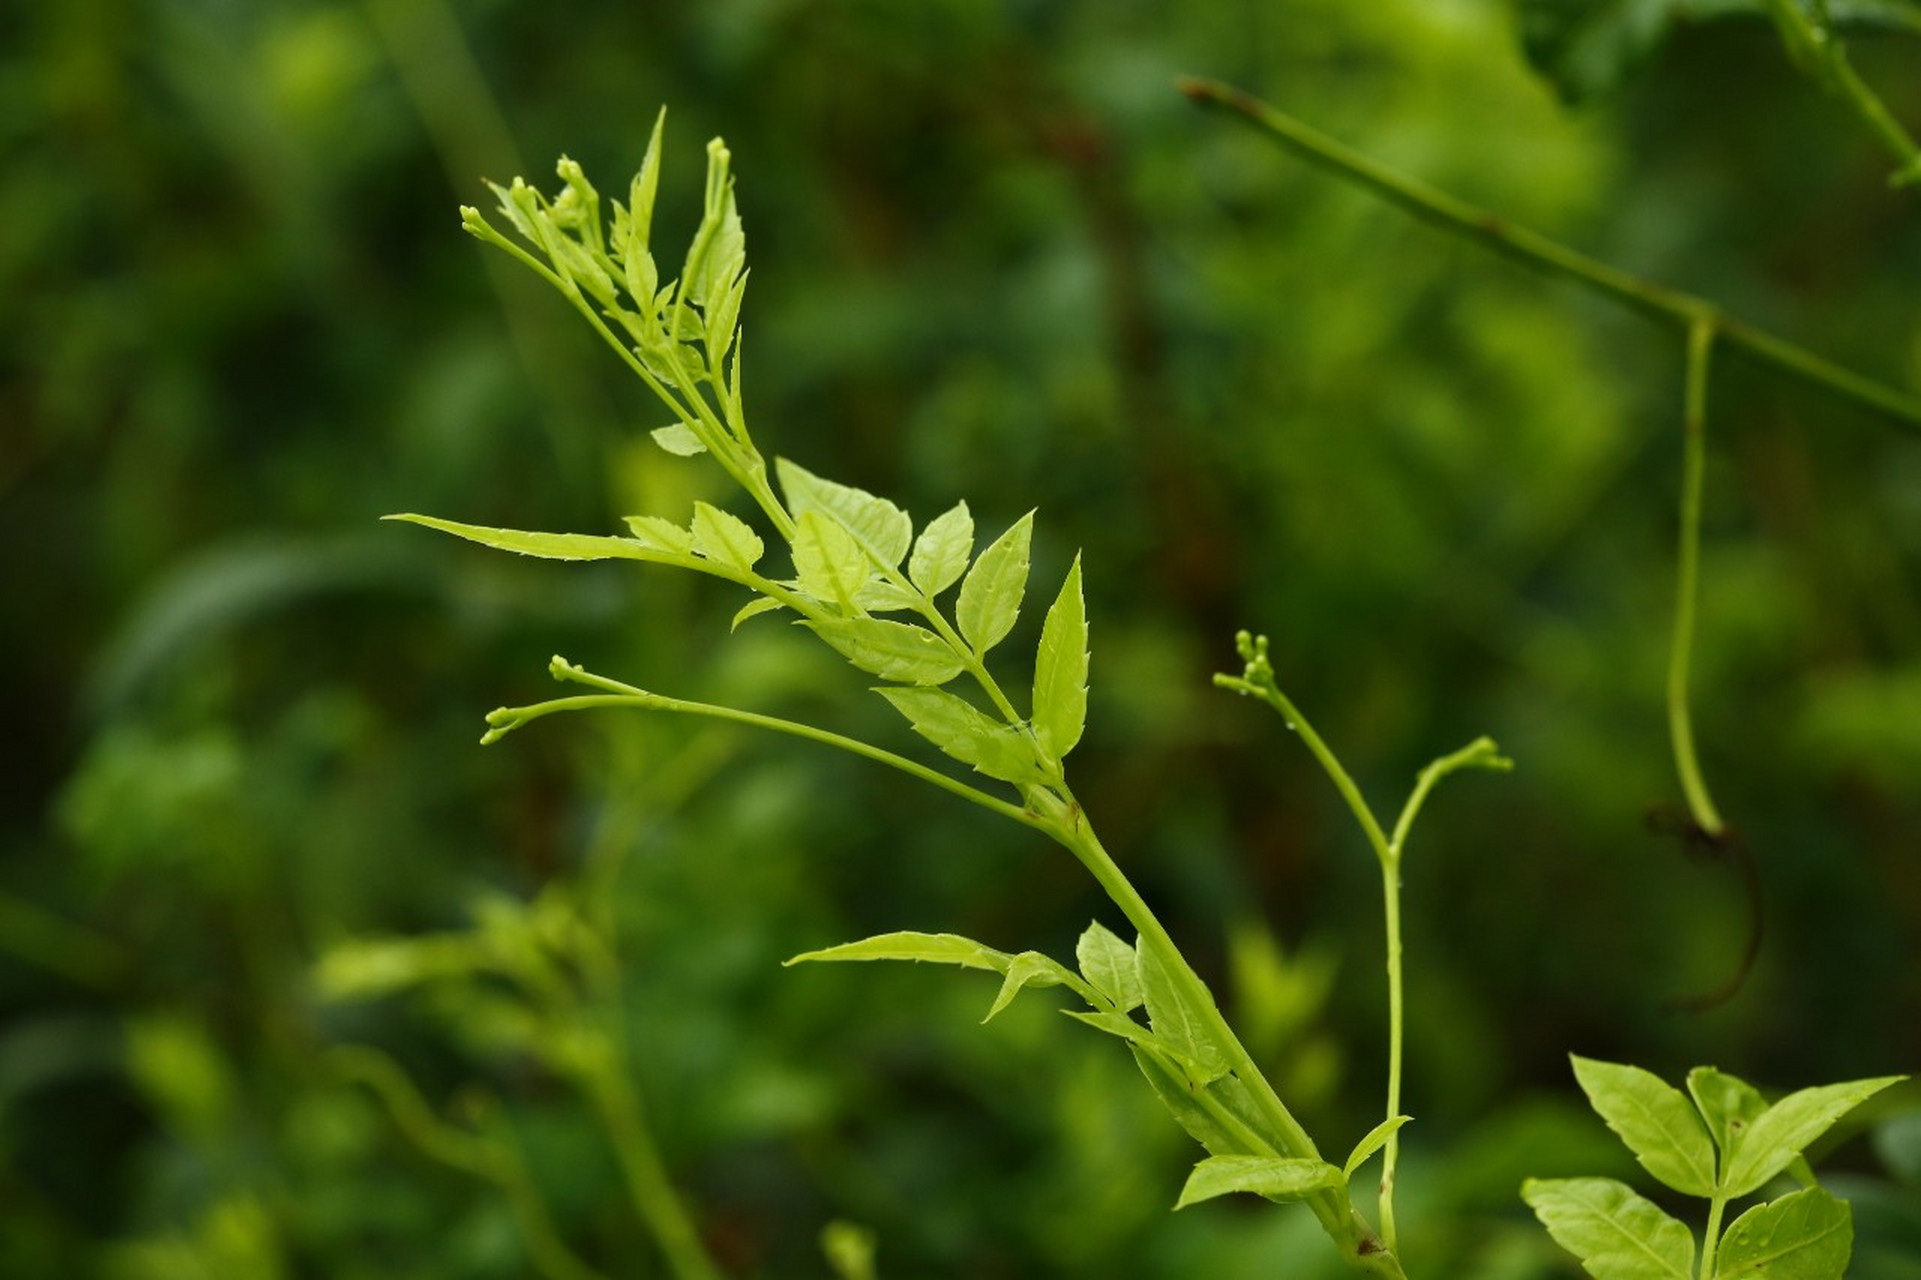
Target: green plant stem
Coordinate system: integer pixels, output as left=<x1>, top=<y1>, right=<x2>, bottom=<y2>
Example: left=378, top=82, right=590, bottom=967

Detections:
left=573, top=1044, right=721, bottom=1280
left=1177, top=78, right=1921, bottom=433
left=1700, top=1192, right=1730, bottom=1279
left=1670, top=320, right=1726, bottom=837
left=1764, top=0, right=1921, bottom=187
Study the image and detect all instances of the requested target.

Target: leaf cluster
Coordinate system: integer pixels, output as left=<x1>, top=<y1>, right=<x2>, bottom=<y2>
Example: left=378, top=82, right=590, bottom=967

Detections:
left=1524, top=1055, right=1905, bottom=1279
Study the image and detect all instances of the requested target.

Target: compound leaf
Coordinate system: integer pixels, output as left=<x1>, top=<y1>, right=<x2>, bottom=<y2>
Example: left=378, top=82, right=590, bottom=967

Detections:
left=792, top=510, right=868, bottom=609
left=909, top=501, right=974, bottom=596
left=1688, top=1066, right=1771, bottom=1160
left=1174, top=1155, right=1342, bottom=1210
left=808, top=617, right=964, bottom=685
left=1716, top=1186, right=1853, bottom=1278
left=1521, top=1177, right=1696, bottom=1280
left=1572, top=1055, right=1718, bottom=1197
left=874, top=687, right=1043, bottom=786
left=956, top=511, right=1033, bottom=655
left=1033, top=555, right=1089, bottom=763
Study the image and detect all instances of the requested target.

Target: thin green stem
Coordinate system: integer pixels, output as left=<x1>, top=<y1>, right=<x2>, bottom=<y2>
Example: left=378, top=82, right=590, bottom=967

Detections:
left=1177, top=78, right=1921, bottom=433
left=493, top=659, right=1046, bottom=832
left=1670, top=320, right=1727, bottom=837
left=1700, top=1192, right=1730, bottom=1280
left=573, top=1044, right=721, bottom=1280
left=1764, top=0, right=1921, bottom=187
left=1376, top=855, right=1404, bottom=1253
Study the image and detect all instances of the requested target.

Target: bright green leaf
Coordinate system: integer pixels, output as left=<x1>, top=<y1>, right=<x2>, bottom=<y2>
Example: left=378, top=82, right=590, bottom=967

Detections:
left=624, top=514, right=695, bottom=556
left=650, top=423, right=707, bottom=456
left=777, top=458, right=912, bottom=568
left=1688, top=1066, right=1771, bottom=1159
left=1137, top=944, right=1228, bottom=1084
left=1521, top=1177, right=1696, bottom=1280
left=690, top=502, right=763, bottom=573
left=1128, top=1045, right=1270, bottom=1157
left=874, top=687, right=1042, bottom=785
left=956, top=511, right=1033, bottom=655
left=1174, top=1155, right=1342, bottom=1210
left=1721, top=1075, right=1905, bottom=1198
left=1716, top=1186, right=1853, bottom=1278
left=784, top=931, right=1010, bottom=972
left=1572, top=1055, right=1718, bottom=1197
left=684, top=139, right=744, bottom=307
left=1343, top=1115, right=1413, bottom=1183
left=619, top=110, right=666, bottom=305
left=730, top=597, right=785, bottom=631
left=1076, top=922, right=1142, bottom=1013
left=909, top=501, right=974, bottom=597
left=982, top=951, right=1087, bottom=1022
left=1063, top=1009, right=1165, bottom=1056
left=807, top=617, right=965, bottom=685
left=792, top=511, right=869, bottom=609
left=1033, top=555, right=1089, bottom=764
left=854, top=580, right=920, bottom=613
left=386, top=514, right=671, bottom=564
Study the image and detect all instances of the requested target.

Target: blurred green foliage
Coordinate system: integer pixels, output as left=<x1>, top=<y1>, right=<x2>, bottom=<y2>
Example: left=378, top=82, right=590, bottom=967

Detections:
left=4, top=0, right=1918, bottom=1275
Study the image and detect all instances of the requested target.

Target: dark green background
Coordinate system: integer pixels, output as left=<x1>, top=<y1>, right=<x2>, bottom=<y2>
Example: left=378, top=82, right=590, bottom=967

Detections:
left=4, top=1, right=1918, bottom=1275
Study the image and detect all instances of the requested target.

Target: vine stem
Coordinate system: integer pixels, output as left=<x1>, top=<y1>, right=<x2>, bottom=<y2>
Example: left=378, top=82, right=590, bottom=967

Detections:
left=1670, top=319, right=1726, bottom=836
left=1762, top=0, right=1921, bottom=188
left=1176, top=78, right=1921, bottom=434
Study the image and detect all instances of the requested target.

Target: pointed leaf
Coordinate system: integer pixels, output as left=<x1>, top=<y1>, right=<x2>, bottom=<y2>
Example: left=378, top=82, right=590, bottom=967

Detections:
left=982, top=952, right=1087, bottom=1022
left=853, top=580, right=920, bottom=613
left=689, top=502, right=763, bottom=573
left=956, top=511, right=1033, bottom=655
left=792, top=510, right=868, bottom=609
left=1032, top=555, right=1089, bottom=763
left=1128, top=1045, right=1269, bottom=1157
left=909, top=501, right=974, bottom=596
left=624, top=514, right=695, bottom=556
left=1522, top=1177, right=1695, bottom=1280
left=874, top=687, right=1043, bottom=785
left=730, top=597, right=785, bottom=631
left=1343, top=1115, right=1414, bottom=1183
left=1063, top=1009, right=1166, bottom=1056
left=386, top=514, right=674, bottom=564
left=808, top=617, right=964, bottom=685
left=1688, top=1066, right=1770, bottom=1158
left=784, top=931, right=1010, bottom=973
left=650, top=423, right=707, bottom=456
left=1716, top=1186, right=1852, bottom=1278
left=777, top=458, right=912, bottom=568
left=1571, top=1055, right=1718, bottom=1196
left=1721, top=1075, right=1904, bottom=1198
left=1174, top=1155, right=1342, bottom=1210
left=620, top=110, right=666, bottom=304
left=1076, top=922, right=1143, bottom=1013
left=1137, top=944, right=1228, bottom=1084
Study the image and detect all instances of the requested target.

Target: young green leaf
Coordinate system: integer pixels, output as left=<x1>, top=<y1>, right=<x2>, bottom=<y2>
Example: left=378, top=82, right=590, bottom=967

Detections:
left=690, top=501, right=764, bottom=573
left=1521, top=1177, right=1695, bottom=1280
left=650, top=423, right=707, bottom=456
left=1715, top=1186, right=1852, bottom=1278
left=1343, top=1115, right=1413, bottom=1183
left=956, top=511, right=1033, bottom=655
left=1137, top=944, right=1229, bottom=1085
left=853, top=580, right=920, bottom=613
left=1687, top=1066, right=1770, bottom=1158
left=1032, top=554, right=1088, bottom=763
left=1571, top=1055, right=1718, bottom=1197
left=807, top=617, right=965, bottom=685
left=730, top=597, right=785, bottom=631
left=792, top=510, right=868, bottom=609
left=982, top=951, right=1090, bottom=1022
left=624, top=514, right=695, bottom=556
left=684, top=139, right=745, bottom=308
left=1174, top=1155, right=1343, bottom=1210
left=784, top=931, right=1011, bottom=973
left=1075, top=922, right=1143, bottom=1013
left=874, top=687, right=1043, bottom=786
left=619, top=110, right=666, bottom=305
left=1128, top=1045, right=1270, bottom=1157
left=386, top=514, right=672, bottom=564
left=1719, top=1075, right=1904, bottom=1198
left=776, top=458, right=912, bottom=569
left=908, top=501, right=973, bottom=596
